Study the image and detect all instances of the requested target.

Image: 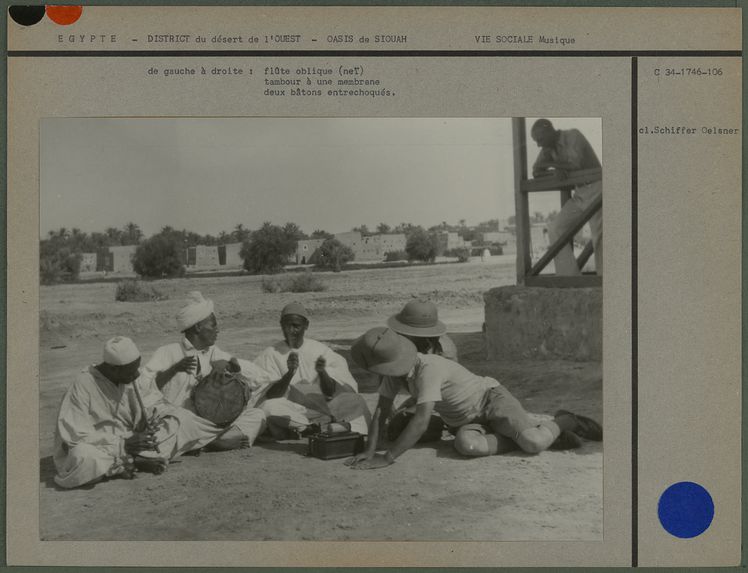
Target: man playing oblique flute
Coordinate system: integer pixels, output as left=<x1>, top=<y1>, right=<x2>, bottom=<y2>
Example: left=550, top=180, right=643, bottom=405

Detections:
left=54, top=336, right=223, bottom=488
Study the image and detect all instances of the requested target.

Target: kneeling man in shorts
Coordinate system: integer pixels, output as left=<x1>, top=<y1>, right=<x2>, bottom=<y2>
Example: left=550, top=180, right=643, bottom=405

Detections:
left=347, top=327, right=601, bottom=470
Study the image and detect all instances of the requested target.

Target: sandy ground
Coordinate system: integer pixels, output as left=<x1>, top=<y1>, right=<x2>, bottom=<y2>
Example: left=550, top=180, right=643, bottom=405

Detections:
left=39, top=256, right=602, bottom=541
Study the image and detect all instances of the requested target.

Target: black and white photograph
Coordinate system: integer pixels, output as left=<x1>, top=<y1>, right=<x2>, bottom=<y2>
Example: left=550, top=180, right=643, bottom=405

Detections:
left=38, top=116, right=603, bottom=541
left=7, top=3, right=742, bottom=567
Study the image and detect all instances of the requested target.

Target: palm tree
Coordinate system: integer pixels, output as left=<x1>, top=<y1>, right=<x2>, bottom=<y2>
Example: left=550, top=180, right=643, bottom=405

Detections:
left=123, top=222, right=143, bottom=245
left=69, top=228, right=86, bottom=249
left=311, top=229, right=334, bottom=239
left=232, top=223, right=248, bottom=242
left=283, top=222, right=305, bottom=241
left=186, top=232, right=202, bottom=247
left=105, top=227, right=122, bottom=244
left=90, top=232, right=108, bottom=249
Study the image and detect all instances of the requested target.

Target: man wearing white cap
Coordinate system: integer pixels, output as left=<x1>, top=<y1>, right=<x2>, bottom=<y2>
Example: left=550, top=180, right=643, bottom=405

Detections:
left=54, top=337, right=224, bottom=488
left=143, top=291, right=267, bottom=450
left=254, top=302, right=369, bottom=437
left=346, top=327, right=602, bottom=469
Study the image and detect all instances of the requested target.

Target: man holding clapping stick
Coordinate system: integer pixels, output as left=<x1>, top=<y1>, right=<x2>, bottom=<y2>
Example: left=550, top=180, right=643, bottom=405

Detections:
left=255, top=302, right=369, bottom=439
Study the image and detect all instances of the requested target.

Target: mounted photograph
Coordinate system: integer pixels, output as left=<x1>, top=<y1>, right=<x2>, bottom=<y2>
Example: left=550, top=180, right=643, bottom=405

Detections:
left=38, top=116, right=603, bottom=541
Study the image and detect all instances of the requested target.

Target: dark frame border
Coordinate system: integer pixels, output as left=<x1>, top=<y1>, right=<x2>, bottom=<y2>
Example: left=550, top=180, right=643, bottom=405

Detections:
left=2, top=0, right=745, bottom=571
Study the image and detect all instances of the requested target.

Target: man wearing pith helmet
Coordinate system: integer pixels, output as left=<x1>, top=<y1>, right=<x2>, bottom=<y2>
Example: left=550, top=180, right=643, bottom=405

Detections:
left=347, top=327, right=602, bottom=469
left=385, top=299, right=457, bottom=443
left=254, top=302, right=369, bottom=438
left=387, top=300, right=458, bottom=362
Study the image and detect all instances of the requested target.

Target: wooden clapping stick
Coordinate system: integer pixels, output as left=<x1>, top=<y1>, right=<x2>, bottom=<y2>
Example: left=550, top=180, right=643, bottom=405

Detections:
left=132, top=382, right=161, bottom=454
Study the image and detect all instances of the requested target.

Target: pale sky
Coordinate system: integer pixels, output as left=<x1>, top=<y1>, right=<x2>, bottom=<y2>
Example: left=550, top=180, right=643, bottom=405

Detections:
left=40, top=117, right=601, bottom=238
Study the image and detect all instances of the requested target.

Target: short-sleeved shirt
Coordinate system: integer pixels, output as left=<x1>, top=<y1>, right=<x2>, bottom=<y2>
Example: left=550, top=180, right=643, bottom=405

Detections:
left=533, top=128, right=601, bottom=184
left=379, top=354, right=499, bottom=427
left=438, top=334, right=458, bottom=362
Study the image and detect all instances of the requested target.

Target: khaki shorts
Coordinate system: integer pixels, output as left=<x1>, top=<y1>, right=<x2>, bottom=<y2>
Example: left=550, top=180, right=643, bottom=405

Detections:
left=476, top=386, right=536, bottom=440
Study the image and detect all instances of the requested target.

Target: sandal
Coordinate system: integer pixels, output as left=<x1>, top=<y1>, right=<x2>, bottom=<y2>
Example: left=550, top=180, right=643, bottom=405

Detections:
left=549, top=430, right=583, bottom=450
left=555, top=410, right=603, bottom=441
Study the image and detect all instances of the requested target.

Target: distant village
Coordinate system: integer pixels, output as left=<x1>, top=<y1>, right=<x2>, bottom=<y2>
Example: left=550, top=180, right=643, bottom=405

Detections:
left=46, top=217, right=561, bottom=279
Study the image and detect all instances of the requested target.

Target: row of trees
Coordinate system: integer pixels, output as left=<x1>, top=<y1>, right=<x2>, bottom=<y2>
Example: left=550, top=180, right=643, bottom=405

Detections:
left=40, top=217, right=503, bottom=283
left=40, top=221, right=353, bottom=282
left=40, top=223, right=146, bottom=284
left=504, top=211, right=559, bottom=227
left=43, top=223, right=144, bottom=251
left=352, top=218, right=502, bottom=239
left=131, top=222, right=440, bottom=278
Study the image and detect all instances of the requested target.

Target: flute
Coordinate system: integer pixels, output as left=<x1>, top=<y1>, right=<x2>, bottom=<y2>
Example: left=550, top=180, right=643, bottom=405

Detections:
left=132, top=382, right=161, bottom=454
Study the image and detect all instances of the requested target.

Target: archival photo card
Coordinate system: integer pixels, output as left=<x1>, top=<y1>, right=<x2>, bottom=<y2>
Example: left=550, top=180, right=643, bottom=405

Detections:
left=6, top=4, right=741, bottom=569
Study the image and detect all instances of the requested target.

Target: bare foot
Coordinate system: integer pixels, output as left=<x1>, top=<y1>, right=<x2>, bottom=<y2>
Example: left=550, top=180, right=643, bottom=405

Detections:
left=206, top=426, right=250, bottom=451
left=206, top=433, right=250, bottom=451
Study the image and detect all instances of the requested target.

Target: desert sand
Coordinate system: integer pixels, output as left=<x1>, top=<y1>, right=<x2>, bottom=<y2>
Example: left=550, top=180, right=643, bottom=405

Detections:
left=39, top=256, right=602, bottom=541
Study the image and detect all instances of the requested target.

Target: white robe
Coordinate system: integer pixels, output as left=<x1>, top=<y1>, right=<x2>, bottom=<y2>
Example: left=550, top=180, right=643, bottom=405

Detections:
left=254, top=339, right=369, bottom=435
left=143, top=339, right=268, bottom=442
left=54, top=366, right=222, bottom=489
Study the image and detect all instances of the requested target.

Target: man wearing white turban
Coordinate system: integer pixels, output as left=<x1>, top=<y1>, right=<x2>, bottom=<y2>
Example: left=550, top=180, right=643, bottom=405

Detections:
left=54, top=337, right=224, bottom=488
left=143, top=292, right=268, bottom=450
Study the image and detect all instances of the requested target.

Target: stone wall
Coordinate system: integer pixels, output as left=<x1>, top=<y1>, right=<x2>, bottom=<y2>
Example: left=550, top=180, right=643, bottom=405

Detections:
left=484, top=286, right=602, bottom=361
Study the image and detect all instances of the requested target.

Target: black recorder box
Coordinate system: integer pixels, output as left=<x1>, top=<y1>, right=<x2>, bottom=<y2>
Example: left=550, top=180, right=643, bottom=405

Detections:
left=307, top=431, right=365, bottom=460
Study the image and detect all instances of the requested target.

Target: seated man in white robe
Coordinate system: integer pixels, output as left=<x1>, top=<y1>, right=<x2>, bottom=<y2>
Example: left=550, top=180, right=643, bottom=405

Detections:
left=143, top=291, right=268, bottom=450
left=54, top=336, right=224, bottom=489
left=255, top=302, right=370, bottom=437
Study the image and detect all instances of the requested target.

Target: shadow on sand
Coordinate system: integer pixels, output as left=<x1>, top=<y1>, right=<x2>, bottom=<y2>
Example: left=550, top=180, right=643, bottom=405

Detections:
left=40, top=455, right=104, bottom=491
left=254, top=439, right=311, bottom=457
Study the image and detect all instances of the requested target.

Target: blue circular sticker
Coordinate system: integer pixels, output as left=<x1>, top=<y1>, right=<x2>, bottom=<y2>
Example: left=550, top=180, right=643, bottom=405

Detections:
left=658, top=481, right=714, bottom=538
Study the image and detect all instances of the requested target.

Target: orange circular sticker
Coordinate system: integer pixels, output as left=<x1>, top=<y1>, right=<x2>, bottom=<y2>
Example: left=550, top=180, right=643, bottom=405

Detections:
left=46, top=5, right=83, bottom=25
